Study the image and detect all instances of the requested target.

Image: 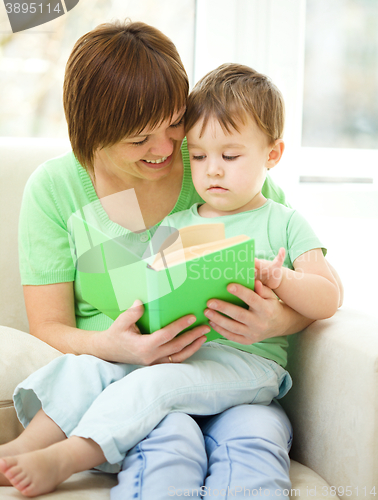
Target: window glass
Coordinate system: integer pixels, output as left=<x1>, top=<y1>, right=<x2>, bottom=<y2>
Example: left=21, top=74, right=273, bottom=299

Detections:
left=0, top=0, right=195, bottom=138
left=302, top=0, right=378, bottom=150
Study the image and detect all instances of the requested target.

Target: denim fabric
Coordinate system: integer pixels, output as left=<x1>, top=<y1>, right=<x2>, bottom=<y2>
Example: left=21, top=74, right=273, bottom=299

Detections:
left=111, top=402, right=293, bottom=499
left=14, top=343, right=291, bottom=473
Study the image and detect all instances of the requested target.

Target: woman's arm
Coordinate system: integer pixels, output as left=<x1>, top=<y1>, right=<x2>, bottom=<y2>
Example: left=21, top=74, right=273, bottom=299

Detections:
left=24, top=283, right=78, bottom=351
left=24, top=283, right=208, bottom=364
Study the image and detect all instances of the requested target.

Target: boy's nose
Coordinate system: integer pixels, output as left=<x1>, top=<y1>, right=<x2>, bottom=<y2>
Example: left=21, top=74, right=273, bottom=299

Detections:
left=206, top=159, right=223, bottom=176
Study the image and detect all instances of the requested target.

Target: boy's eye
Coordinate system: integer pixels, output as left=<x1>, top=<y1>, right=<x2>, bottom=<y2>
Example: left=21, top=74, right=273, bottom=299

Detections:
left=191, top=155, right=206, bottom=161
left=132, top=137, right=149, bottom=146
left=223, top=155, right=239, bottom=161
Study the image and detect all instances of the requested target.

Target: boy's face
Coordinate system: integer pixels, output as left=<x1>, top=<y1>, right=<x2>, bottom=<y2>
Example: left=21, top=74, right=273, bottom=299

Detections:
left=186, top=116, right=279, bottom=216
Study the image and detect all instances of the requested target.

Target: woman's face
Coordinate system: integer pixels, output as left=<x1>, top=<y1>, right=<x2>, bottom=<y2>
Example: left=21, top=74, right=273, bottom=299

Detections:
left=95, top=108, right=186, bottom=182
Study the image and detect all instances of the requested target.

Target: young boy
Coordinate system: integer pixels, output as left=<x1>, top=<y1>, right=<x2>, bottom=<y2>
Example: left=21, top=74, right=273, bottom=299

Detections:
left=0, top=63, right=339, bottom=497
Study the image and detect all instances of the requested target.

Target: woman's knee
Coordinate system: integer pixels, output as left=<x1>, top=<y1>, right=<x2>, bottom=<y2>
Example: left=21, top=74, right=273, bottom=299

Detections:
left=200, top=401, right=292, bottom=450
left=155, top=413, right=205, bottom=449
left=122, top=413, right=207, bottom=476
left=201, top=403, right=292, bottom=494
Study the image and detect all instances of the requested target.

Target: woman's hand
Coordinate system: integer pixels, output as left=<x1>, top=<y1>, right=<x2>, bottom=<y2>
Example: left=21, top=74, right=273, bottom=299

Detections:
left=203, top=280, right=314, bottom=344
left=94, top=300, right=209, bottom=365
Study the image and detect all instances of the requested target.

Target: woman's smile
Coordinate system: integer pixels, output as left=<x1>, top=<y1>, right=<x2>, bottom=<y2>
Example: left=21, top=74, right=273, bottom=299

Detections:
left=140, top=154, right=172, bottom=169
left=94, top=109, right=185, bottom=182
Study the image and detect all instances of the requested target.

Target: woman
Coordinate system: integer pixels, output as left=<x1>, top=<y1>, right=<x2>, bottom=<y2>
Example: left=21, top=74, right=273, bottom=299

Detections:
left=2, top=20, right=337, bottom=497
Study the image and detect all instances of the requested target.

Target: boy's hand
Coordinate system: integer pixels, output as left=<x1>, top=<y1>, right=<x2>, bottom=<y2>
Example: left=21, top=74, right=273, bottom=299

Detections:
left=254, top=248, right=285, bottom=290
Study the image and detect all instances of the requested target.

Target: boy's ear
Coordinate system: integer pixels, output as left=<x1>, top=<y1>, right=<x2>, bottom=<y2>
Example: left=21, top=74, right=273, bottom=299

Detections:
left=267, top=140, right=285, bottom=170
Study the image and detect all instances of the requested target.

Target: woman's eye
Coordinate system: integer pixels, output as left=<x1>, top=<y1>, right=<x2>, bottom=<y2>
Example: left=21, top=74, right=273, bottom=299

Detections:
left=132, top=137, right=148, bottom=146
left=170, top=116, right=184, bottom=128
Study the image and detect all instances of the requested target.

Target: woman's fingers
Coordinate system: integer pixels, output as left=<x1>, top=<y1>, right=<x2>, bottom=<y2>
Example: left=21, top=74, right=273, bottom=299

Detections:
left=203, top=281, right=282, bottom=345
left=205, top=293, right=252, bottom=323
left=156, top=335, right=207, bottom=364
left=205, top=319, right=248, bottom=344
left=227, top=282, right=277, bottom=309
left=150, top=314, right=198, bottom=346
left=109, top=308, right=208, bottom=365
left=204, top=307, right=249, bottom=342
left=168, top=324, right=209, bottom=352
left=148, top=316, right=209, bottom=363
left=114, top=300, right=145, bottom=330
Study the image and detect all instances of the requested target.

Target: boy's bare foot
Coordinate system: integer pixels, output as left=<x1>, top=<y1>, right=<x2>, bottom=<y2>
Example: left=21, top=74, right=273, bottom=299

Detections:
left=0, top=448, right=73, bottom=497
left=0, top=440, right=29, bottom=486
left=0, top=409, right=68, bottom=488
left=0, top=436, right=105, bottom=497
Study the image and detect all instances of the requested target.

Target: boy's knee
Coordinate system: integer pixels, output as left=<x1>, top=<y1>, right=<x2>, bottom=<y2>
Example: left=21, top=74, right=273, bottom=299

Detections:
left=56, top=353, right=126, bottom=387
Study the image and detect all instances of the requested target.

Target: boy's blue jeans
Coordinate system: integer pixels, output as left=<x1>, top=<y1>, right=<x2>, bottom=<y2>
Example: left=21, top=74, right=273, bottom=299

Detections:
left=112, top=402, right=293, bottom=499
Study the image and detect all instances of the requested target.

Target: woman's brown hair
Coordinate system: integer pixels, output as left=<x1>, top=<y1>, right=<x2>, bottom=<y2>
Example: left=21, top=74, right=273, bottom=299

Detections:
left=63, top=20, right=189, bottom=170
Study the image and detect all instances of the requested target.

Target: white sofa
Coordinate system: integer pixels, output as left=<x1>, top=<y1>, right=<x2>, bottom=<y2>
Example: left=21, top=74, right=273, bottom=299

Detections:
left=1, top=137, right=378, bottom=499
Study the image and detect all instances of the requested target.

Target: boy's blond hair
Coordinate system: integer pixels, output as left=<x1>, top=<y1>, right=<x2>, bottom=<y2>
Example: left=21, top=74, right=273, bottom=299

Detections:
left=185, top=63, right=285, bottom=145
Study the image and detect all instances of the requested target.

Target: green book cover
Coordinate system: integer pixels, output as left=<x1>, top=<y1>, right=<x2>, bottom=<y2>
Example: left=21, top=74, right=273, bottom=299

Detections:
left=69, top=211, right=150, bottom=320
left=140, top=238, right=255, bottom=341
left=68, top=210, right=255, bottom=341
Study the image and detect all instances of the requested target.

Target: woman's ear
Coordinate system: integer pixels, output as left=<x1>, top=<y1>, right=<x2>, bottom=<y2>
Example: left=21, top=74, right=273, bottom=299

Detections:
left=267, top=140, right=285, bottom=170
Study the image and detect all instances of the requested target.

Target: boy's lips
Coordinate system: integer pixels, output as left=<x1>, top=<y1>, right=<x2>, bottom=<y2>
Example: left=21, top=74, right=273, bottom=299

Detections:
left=207, top=186, right=228, bottom=193
left=140, top=154, right=172, bottom=169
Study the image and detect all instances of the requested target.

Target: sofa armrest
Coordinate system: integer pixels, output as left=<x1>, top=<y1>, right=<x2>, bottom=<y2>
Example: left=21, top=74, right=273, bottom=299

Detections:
left=0, top=325, right=62, bottom=444
left=281, top=307, right=378, bottom=499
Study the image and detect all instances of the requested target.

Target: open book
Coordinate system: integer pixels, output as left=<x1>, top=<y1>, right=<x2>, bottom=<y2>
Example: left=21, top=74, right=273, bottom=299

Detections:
left=141, top=223, right=255, bottom=339
left=69, top=210, right=255, bottom=341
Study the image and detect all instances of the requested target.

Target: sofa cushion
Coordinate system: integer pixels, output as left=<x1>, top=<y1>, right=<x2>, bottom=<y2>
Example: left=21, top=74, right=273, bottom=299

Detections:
left=0, top=461, right=335, bottom=499
left=0, top=137, right=70, bottom=332
left=281, top=308, right=378, bottom=494
left=0, top=326, right=62, bottom=444
left=0, top=471, right=117, bottom=499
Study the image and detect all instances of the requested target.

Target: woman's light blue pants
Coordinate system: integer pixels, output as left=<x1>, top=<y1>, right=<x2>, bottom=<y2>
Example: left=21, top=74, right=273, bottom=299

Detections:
left=13, top=342, right=291, bottom=474
left=112, top=402, right=293, bottom=499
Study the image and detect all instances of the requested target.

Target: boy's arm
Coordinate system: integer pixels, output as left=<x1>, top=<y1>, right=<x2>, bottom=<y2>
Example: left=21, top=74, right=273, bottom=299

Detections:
left=265, top=248, right=340, bottom=320
left=204, top=252, right=343, bottom=345
left=326, top=259, right=344, bottom=307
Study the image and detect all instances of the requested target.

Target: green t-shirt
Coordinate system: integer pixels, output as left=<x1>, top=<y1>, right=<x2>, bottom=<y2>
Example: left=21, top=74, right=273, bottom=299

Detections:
left=160, top=200, right=325, bottom=367
left=19, top=140, right=289, bottom=333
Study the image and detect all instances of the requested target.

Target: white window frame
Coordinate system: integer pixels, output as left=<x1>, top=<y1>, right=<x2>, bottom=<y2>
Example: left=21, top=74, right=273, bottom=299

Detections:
left=193, top=0, right=378, bottom=193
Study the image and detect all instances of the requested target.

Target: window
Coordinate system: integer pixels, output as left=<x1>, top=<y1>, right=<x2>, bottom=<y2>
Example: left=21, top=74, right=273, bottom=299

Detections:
left=2, top=0, right=377, bottom=185
left=302, top=0, right=378, bottom=151
left=299, top=0, right=378, bottom=185
left=0, top=0, right=196, bottom=138
left=194, top=0, right=378, bottom=187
